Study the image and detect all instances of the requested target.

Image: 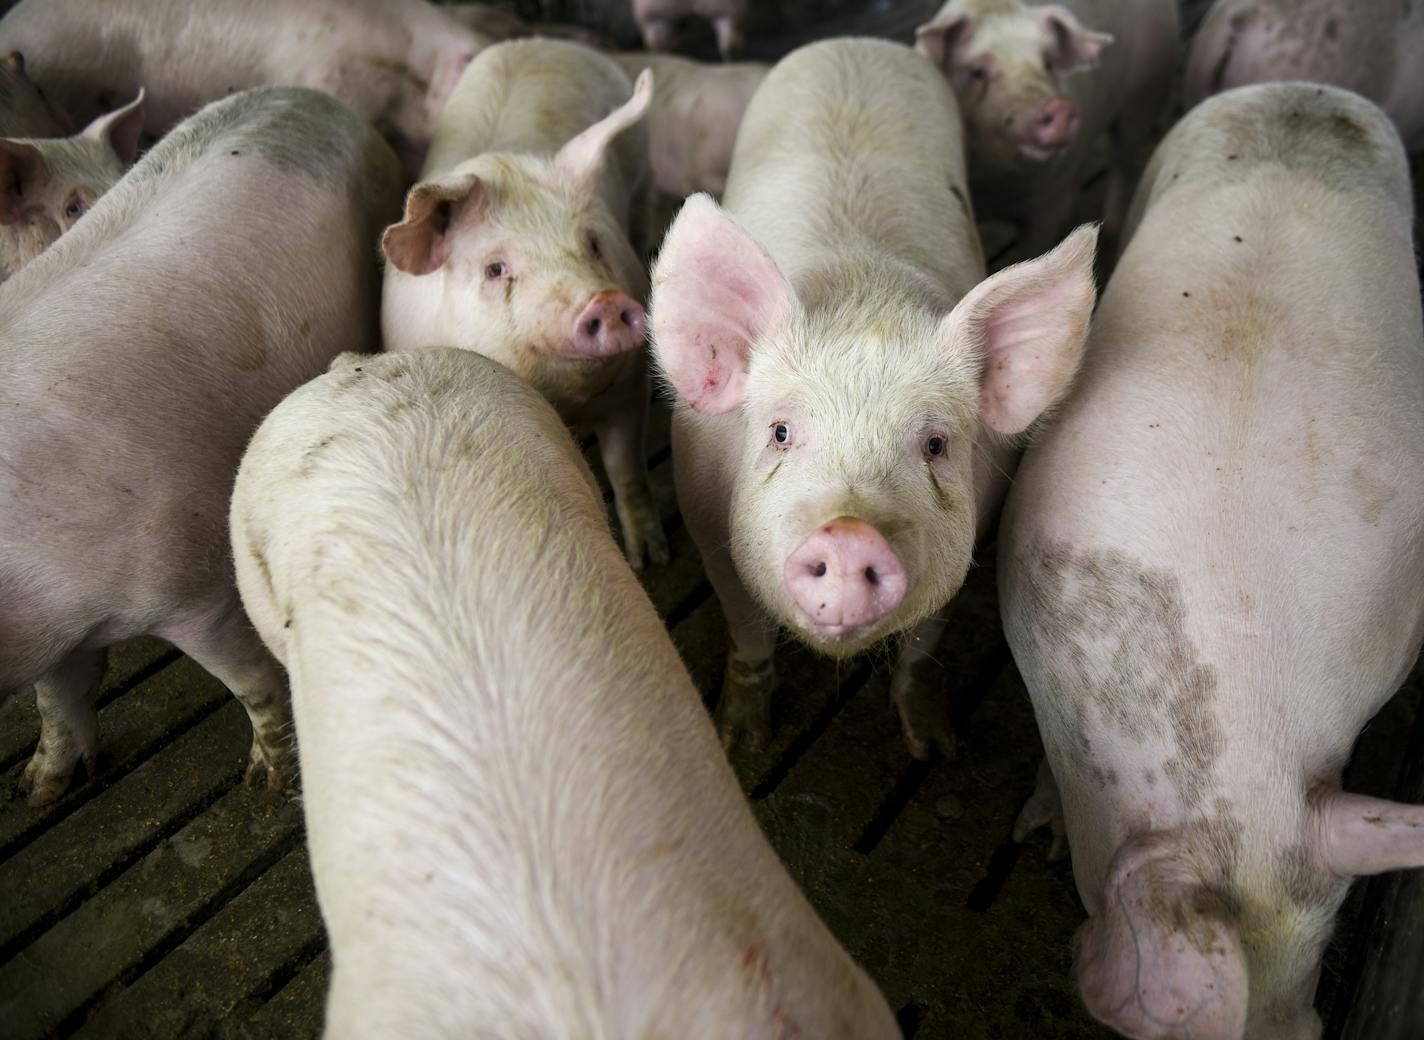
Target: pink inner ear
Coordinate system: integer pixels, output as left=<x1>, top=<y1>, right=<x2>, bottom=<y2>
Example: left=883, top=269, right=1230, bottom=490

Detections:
left=650, top=194, right=793, bottom=415
left=1078, top=850, right=1249, bottom=1040
left=945, top=223, right=1097, bottom=434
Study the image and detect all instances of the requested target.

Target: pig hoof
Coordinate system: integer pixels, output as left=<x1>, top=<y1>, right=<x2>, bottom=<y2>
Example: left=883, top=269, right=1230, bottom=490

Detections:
left=243, top=758, right=289, bottom=793
left=715, top=655, right=774, bottom=751
left=17, top=743, right=87, bottom=807
left=625, top=521, right=671, bottom=571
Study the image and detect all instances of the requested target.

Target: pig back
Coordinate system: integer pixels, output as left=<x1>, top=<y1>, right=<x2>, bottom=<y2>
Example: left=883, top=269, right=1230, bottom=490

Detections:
left=422, top=38, right=647, bottom=196
left=1007, top=84, right=1424, bottom=786
left=232, top=348, right=899, bottom=1038
left=724, top=37, right=981, bottom=302
left=0, top=87, right=401, bottom=615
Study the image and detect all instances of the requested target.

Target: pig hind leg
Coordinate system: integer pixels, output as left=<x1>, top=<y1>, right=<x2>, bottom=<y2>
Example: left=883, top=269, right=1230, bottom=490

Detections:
left=1013, top=757, right=1068, bottom=860
left=19, top=647, right=109, bottom=806
left=160, top=599, right=291, bottom=790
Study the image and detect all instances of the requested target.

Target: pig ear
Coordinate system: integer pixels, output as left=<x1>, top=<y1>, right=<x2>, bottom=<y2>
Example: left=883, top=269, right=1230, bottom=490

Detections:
left=554, top=68, right=653, bottom=188
left=381, top=173, right=485, bottom=277
left=1320, top=792, right=1424, bottom=875
left=650, top=193, right=796, bottom=415
left=1038, top=6, right=1113, bottom=72
left=1, top=51, right=25, bottom=76
left=1077, top=848, right=1248, bottom=1039
left=915, top=6, right=974, bottom=74
left=80, top=88, right=146, bottom=165
left=940, top=223, right=1098, bottom=435
left=0, top=140, right=48, bottom=225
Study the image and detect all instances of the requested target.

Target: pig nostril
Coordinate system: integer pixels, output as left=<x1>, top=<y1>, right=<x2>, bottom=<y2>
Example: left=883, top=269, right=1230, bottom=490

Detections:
left=619, top=309, right=633, bottom=326
left=586, top=317, right=601, bottom=336
left=864, top=566, right=879, bottom=585
left=811, top=561, right=827, bottom=578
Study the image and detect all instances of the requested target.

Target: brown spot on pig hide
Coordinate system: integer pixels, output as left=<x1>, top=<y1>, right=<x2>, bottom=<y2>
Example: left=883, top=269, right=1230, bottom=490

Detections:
left=245, top=523, right=277, bottom=607
left=927, top=467, right=960, bottom=515
left=1347, top=465, right=1394, bottom=525
left=1010, top=542, right=1223, bottom=808
left=1323, top=17, right=1339, bottom=39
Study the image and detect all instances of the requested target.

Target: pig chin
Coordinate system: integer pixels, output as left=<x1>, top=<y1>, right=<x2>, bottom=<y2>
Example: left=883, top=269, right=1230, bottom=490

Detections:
left=513, top=346, right=630, bottom=404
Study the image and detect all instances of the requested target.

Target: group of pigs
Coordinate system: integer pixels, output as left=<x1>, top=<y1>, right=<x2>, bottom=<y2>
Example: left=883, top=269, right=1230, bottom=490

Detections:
left=0, top=0, right=1421, bottom=1037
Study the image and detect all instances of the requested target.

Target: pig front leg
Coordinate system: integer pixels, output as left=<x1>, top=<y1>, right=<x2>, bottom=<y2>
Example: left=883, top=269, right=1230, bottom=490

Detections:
left=18, top=647, right=108, bottom=806
left=591, top=362, right=670, bottom=570
left=161, top=599, right=291, bottom=790
left=1001, top=183, right=1079, bottom=269
left=712, top=15, right=743, bottom=59
left=702, top=542, right=778, bottom=750
left=1013, top=758, right=1068, bottom=861
left=890, top=613, right=956, bottom=760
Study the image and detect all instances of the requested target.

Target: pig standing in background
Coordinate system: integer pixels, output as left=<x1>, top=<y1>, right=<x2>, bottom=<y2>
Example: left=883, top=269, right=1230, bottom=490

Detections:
left=0, top=90, right=144, bottom=281
left=230, top=348, right=901, bottom=1040
left=613, top=52, right=767, bottom=197
left=1185, top=0, right=1424, bottom=152
left=443, top=2, right=619, bottom=50
left=0, top=87, right=403, bottom=806
left=634, top=0, right=748, bottom=59
left=650, top=37, right=1098, bottom=754
left=916, top=0, right=1177, bottom=262
left=381, top=40, right=668, bottom=570
left=1003, top=83, right=1424, bottom=1038
left=0, top=0, right=480, bottom=176
left=0, top=51, right=71, bottom=137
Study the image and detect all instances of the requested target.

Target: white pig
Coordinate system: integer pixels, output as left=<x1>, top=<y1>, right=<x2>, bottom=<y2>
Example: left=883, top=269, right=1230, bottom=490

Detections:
left=612, top=52, right=768, bottom=197
left=916, top=0, right=1178, bottom=261
left=0, top=90, right=144, bottom=281
left=229, top=347, right=901, bottom=1040
left=1002, top=83, right=1424, bottom=1038
left=1185, top=0, right=1424, bottom=152
left=0, top=50, right=72, bottom=137
left=650, top=37, right=1098, bottom=753
left=381, top=39, right=668, bottom=570
left=0, top=0, right=480, bottom=176
left=634, top=0, right=749, bottom=60
left=0, top=87, right=402, bottom=805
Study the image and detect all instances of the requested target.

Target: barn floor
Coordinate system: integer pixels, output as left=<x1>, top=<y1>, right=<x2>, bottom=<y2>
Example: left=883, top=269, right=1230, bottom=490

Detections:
left=1, top=401, right=1421, bottom=1037
left=3, top=0, right=1424, bottom=1037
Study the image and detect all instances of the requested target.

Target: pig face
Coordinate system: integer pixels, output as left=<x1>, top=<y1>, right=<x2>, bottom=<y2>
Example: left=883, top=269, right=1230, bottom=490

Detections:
left=0, top=90, right=144, bottom=279
left=382, top=73, right=652, bottom=404
left=916, top=0, right=1112, bottom=166
left=653, top=195, right=1097, bottom=656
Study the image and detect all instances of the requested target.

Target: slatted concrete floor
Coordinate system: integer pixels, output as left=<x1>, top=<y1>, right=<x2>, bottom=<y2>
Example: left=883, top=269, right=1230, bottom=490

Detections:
left=1, top=400, right=1420, bottom=1038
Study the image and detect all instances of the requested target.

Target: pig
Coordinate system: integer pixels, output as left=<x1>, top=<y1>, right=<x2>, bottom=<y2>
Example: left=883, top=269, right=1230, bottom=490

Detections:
left=612, top=52, right=768, bottom=197
left=1001, top=83, right=1424, bottom=1038
left=1185, top=0, right=1424, bottom=153
left=381, top=39, right=668, bottom=570
left=0, top=50, right=72, bottom=137
left=0, top=90, right=145, bottom=281
left=649, top=37, right=1099, bottom=753
left=0, top=87, right=403, bottom=806
left=634, top=0, right=748, bottom=59
left=916, top=0, right=1178, bottom=262
left=0, top=0, right=480, bottom=176
left=228, top=347, right=902, bottom=1040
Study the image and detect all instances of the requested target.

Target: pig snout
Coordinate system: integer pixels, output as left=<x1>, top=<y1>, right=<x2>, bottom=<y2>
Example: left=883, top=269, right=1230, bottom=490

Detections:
left=784, top=518, right=908, bottom=639
left=571, top=291, right=646, bottom=357
left=1025, top=97, right=1079, bottom=152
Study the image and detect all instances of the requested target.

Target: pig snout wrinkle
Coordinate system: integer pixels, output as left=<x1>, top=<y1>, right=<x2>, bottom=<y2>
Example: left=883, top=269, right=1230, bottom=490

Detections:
left=571, top=291, right=646, bottom=357
left=784, top=517, right=907, bottom=638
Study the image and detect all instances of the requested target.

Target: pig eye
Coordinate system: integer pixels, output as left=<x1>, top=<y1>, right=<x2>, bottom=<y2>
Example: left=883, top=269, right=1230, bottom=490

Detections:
left=770, top=421, right=793, bottom=447
left=63, top=195, right=86, bottom=221
left=485, top=261, right=506, bottom=280
left=587, top=233, right=602, bottom=260
left=923, top=433, right=947, bottom=458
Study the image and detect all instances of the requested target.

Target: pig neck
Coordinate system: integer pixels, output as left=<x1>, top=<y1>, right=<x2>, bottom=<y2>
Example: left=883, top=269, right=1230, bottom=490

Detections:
left=293, top=482, right=869, bottom=1036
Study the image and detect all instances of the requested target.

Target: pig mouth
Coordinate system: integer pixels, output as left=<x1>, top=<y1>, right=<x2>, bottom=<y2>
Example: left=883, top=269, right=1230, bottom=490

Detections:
left=1016, top=142, right=1067, bottom=162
